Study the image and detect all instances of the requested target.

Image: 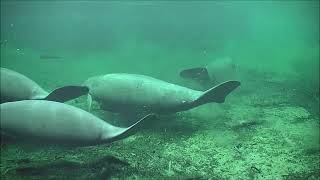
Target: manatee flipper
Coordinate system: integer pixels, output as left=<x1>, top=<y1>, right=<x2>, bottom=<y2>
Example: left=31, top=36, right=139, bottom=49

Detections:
left=105, top=114, right=157, bottom=143
left=193, top=80, right=240, bottom=106
left=87, top=94, right=92, bottom=112
left=43, top=86, right=89, bottom=102
left=180, top=67, right=210, bottom=82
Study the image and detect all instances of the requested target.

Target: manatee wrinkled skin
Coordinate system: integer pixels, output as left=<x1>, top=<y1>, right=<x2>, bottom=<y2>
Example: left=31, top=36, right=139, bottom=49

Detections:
left=84, top=73, right=240, bottom=114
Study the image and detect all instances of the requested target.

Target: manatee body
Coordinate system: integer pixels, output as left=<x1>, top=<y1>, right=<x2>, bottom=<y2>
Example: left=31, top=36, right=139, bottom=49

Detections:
left=84, top=73, right=240, bottom=114
left=0, top=67, right=88, bottom=103
left=180, top=57, right=237, bottom=87
left=0, top=100, right=154, bottom=146
left=206, top=57, right=237, bottom=84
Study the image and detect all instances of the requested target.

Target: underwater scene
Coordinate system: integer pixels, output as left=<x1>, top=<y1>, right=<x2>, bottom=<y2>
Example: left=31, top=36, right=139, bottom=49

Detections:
left=0, top=1, right=319, bottom=179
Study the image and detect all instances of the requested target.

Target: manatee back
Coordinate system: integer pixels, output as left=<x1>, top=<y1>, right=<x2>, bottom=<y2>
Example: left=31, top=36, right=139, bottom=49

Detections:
left=84, top=73, right=199, bottom=112
left=0, top=100, right=105, bottom=143
left=206, top=57, right=237, bottom=84
left=0, top=68, right=47, bottom=101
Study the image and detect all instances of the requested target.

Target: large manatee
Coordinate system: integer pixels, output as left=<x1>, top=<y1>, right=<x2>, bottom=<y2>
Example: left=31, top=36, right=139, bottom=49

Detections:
left=84, top=73, right=240, bottom=114
left=1, top=67, right=88, bottom=103
left=0, top=100, right=155, bottom=146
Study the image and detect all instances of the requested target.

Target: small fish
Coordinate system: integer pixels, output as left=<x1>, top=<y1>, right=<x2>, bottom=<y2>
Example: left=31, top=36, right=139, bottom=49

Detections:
left=40, top=55, right=63, bottom=60
left=0, top=40, right=8, bottom=46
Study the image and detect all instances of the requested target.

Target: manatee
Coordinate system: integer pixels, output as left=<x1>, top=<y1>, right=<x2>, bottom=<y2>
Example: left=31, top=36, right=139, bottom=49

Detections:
left=180, top=57, right=237, bottom=87
left=83, top=73, right=240, bottom=114
left=0, top=100, right=155, bottom=146
left=0, top=67, right=88, bottom=103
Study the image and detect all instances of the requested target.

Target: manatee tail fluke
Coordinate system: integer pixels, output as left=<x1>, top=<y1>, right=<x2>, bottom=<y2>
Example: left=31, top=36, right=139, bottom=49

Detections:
left=107, top=114, right=157, bottom=143
left=43, top=86, right=89, bottom=102
left=180, top=67, right=210, bottom=82
left=193, top=80, right=240, bottom=106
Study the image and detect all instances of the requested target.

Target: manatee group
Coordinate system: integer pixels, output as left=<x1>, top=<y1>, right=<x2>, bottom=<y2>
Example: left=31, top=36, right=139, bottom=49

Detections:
left=0, top=64, right=241, bottom=146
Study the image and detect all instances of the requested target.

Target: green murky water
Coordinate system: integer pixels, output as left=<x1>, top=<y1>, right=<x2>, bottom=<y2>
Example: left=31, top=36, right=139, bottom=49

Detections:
left=1, top=1, right=319, bottom=179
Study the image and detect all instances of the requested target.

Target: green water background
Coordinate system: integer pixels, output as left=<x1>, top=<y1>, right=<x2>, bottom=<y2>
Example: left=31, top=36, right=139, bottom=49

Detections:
left=1, top=1, right=319, bottom=90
